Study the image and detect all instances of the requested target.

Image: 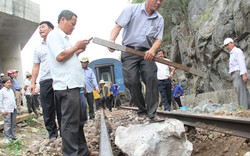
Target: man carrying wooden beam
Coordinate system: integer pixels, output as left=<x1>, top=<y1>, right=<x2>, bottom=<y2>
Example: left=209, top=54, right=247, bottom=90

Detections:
left=108, top=0, right=165, bottom=122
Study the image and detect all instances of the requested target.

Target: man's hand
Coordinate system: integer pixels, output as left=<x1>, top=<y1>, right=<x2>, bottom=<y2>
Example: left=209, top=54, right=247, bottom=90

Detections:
left=30, top=83, right=36, bottom=94
left=144, top=49, right=155, bottom=60
left=2, top=111, right=8, bottom=116
left=108, top=40, right=115, bottom=52
left=242, top=74, right=248, bottom=84
left=74, top=39, right=91, bottom=54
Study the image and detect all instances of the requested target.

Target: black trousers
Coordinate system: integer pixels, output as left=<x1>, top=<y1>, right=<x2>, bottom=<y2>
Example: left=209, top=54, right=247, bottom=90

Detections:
left=26, top=95, right=37, bottom=114
left=84, top=92, right=95, bottom=119
left=158, top=79, right=172, bottom=111
left=54, top=88, right=89, bottom=156
left=40, top=79, right=60, bottom=139
left=174, top=97, right=183, bottom=107
left=121, top=51, right=159, bottom=118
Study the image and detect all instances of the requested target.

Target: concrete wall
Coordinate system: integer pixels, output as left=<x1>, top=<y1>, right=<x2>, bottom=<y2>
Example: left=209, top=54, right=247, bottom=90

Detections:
left=0, top=0, right=40, bottom=84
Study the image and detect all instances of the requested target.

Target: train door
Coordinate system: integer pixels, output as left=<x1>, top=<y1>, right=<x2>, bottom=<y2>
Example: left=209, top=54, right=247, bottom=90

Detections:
left=95, top=63, right=115, bottom=84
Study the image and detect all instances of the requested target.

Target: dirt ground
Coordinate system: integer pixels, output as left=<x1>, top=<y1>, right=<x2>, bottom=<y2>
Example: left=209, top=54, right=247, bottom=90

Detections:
left=0, top=109, right=249, bottom=156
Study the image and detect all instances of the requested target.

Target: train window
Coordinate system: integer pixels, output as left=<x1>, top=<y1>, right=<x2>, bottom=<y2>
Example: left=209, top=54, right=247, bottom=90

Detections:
left=101, top=71, right=111, bottom=82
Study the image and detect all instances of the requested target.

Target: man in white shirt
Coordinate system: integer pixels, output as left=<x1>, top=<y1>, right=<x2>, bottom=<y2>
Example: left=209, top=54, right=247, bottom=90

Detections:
left=30, top=21, right=60, bottom=139
left=155, top=50, right=176, bottom=111
left=223, top=38, right=250, bottom=109
left=24, top=74, right=37, bottom=115
left=0, top=78, right=17, bottom=140
left=47, top=10, right=97, bottom=156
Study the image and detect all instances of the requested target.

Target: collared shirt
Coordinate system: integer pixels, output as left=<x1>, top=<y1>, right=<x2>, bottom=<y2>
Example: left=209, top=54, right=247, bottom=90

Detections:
left=82, top=67, right=98, bottom=93
left=0, top=87, right=16, bottom=113
left=156, top=58, right=171, bottom=80
left=47, top=28, right=84, bottom=90
left=24, top=79, right=31, bottom=95
left=229, top=47, right=247, bottom=75
left=33, top=40, right=52, bottom=82
left=116, top=3, right=164, bottom=48
left=12, top=78, right=22, bottom=90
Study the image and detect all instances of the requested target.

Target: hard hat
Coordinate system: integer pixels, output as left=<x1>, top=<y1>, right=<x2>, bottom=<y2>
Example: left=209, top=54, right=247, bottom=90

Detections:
left=6, top=70, right=15, bottom=74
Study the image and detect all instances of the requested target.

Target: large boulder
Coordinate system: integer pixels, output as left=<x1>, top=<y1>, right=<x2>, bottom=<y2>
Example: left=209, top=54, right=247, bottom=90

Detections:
left=115, top=119, right=193, bottom=156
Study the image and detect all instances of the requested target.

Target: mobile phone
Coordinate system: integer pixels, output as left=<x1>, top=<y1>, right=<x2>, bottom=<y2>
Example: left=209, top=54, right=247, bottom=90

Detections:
left=88, top=37, right=93, bottom=42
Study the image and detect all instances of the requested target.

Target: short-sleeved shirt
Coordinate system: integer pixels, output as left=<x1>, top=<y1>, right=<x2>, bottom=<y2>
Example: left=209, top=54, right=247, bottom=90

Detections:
left=24, top=79, right=31, bottom=95
left=47, top=28, right=84, bottom=90
left=116, top=3, right=164, bottom=48
left=33, top=41, right=52, bottom=82
left=156, top=58, right=171, bottom=80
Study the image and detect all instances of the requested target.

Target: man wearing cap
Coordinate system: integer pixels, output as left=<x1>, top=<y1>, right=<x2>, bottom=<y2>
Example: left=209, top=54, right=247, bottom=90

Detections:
left=223, top=38, right=250, bottom=109
left=12, top=70, right=22, bottom=112
left=6, top=70, right=16, bottom=96
left=99, top=80, right=111, bottom=110
left=24, top=73, right=38, bottom=115
left=80, top=57, right=99, bottom=119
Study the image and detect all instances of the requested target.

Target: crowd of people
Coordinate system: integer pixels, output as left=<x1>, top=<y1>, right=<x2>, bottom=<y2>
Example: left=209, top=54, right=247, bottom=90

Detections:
left=0, top=0, right=249, bottom=155
left=0, top=70, right=41, bottom=142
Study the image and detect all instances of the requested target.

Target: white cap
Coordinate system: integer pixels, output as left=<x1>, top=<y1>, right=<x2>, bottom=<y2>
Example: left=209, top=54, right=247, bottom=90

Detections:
left=0, top=73, right=4, bottom=76
left=99, top=79, right=105, bottom=84
left=223, top=38, right=234, bottom=46
left=80, top=57, right=89, bottom=63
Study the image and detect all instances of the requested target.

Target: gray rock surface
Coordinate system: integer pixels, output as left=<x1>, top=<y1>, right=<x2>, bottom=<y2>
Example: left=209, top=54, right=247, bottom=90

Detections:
left=167, top=0, right=250, bottom=94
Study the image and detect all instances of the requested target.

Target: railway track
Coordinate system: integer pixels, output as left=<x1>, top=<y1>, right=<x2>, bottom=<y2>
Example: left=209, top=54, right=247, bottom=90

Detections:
left=1, top=107, right=248, bottom=155
left=99, top=106, right=250, bottom=155
left=119, top=106, right=250, bottom=139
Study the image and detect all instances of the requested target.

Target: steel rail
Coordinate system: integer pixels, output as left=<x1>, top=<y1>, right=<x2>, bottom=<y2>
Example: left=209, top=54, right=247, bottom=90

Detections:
left=120, top=106, right=250, bottom=138
left=100, top=110, right=114, bottom=156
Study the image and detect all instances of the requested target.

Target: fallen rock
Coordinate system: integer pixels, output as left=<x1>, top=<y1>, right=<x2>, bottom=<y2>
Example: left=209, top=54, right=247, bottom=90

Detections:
left=115, top=118, right=193, bottom=156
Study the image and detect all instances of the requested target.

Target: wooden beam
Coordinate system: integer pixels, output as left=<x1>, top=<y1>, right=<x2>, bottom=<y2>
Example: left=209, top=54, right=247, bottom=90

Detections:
left=0, top=113, right=33, bottom=130
left=92, top=37, right=207, bottom=77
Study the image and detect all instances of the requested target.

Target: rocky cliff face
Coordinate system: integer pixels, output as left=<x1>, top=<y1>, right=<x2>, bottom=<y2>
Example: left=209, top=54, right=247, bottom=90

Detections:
left=168, top=0, right=250, bottom=95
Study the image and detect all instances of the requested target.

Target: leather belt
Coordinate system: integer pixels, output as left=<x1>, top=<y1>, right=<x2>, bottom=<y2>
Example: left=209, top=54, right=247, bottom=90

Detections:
left=231, top=70, right=240, bottom=76
left=15, top=89, right=21, bottom=91
left=126, top=45, right=149, bottom=51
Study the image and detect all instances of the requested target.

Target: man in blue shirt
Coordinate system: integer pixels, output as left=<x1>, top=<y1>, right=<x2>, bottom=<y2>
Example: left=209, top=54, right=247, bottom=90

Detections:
left=110, top=82, right=120, bottom=109
left=172, top=80, right=184, bottom=108
left=80, top=57, right=99, bottom=119
left=109, top=0, right=165, bottom=122
left=12, top=70, right=22, bottom=112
